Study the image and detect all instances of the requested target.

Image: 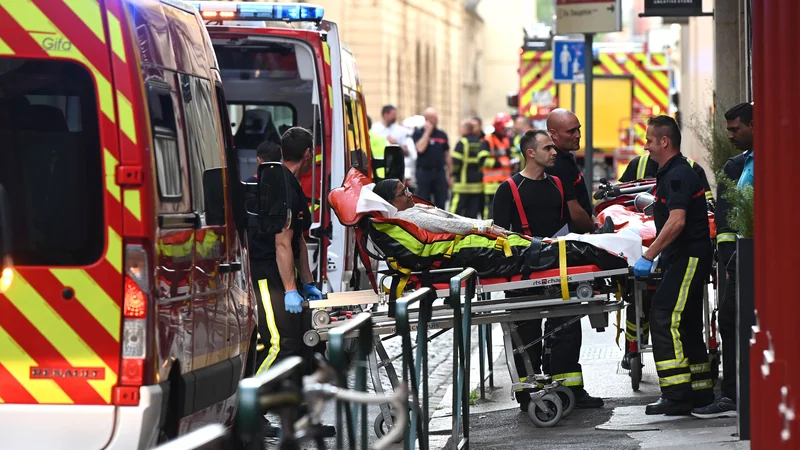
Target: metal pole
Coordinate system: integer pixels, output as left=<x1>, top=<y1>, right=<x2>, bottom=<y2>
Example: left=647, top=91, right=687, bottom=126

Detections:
left=583, top=33, right=594, bottom=195
left=570, top=83, right=576, bottom=114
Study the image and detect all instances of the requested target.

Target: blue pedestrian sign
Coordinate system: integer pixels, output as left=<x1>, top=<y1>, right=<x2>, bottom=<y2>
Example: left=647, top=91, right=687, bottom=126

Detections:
left=552, top=40, right=586, bottom=84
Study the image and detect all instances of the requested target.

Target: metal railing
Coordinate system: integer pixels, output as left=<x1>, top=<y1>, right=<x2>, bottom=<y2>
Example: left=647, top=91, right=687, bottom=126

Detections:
left=448, top=268, right=477, bottom=450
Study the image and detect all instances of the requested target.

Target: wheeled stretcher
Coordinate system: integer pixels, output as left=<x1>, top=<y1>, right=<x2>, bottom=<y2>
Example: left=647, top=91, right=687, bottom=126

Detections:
left=306, top=168, right=633, bottom=433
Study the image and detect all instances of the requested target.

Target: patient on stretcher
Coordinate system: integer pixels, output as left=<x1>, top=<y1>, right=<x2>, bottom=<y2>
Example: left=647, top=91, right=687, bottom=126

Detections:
left=350, top=177, right=628, bottom=279
left=371, top=179, right=510, bottom=236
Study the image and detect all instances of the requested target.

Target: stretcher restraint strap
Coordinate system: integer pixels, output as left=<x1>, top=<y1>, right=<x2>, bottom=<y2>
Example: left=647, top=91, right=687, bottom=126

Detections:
left=557, top=237, right=569, bottom=300
left=444, top=235, right=463, bottom=259
left=387, top=257, right=412, bottom=299
left=495, top=236, right=512, bottom=257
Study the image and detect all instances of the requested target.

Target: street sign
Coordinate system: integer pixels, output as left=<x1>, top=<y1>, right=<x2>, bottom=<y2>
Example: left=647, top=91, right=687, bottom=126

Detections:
left=552, top=39, right=586, bottom=84
left=555, top=0, right=622, bottom=34
left=642, top=0, right=704, bottom=17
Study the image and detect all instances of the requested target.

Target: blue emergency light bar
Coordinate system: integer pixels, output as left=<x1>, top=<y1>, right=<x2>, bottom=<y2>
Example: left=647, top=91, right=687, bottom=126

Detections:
left=189, top=1, right=324, bottom=23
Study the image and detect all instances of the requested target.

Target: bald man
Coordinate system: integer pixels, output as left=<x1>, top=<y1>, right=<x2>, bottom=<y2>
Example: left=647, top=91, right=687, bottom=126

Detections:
left=546, top=109, right=596, bottom=232
left=413, top=107, right=452, bottom=209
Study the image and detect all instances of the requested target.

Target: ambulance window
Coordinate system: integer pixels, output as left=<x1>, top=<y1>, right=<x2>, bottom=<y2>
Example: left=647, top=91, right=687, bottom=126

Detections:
left=228, top=104, right=295, bottom=150
left=180, top=74, right=224, bottom=216
left=0, top=58, right=103, bottom=266
left=147, top=84, right=183, bottom=200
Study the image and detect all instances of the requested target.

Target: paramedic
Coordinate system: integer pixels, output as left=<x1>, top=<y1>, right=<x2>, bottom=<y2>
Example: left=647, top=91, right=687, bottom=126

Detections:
left=492, top=130, right=603, bottom=411
left=632, top=116, right=714, bottom=416
left=372, top=178, right=508, bottom=236
left=546, top=109, right=597, bottom=232
left=413, top=107, right=452, bottom=209
left=618, top=153, right=714, bottom=367
left=619, top=154, right=715, bottom=206
left=450, top=119, right=489, bottom=218
left=248, top=128, right=322, bottom=377
left=692, top=102, right=754, bottom=419
left=481, top=113, right=516, bottom=219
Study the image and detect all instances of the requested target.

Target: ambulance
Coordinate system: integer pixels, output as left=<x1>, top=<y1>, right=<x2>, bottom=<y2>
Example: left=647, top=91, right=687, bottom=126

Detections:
left=192, top=1, right=395, bottom=294
left=0, top=0, right=257, bottom=448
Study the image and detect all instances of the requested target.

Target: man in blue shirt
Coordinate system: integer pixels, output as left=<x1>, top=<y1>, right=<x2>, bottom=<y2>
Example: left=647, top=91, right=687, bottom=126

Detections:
left=692, top=102, right=753, bottom=419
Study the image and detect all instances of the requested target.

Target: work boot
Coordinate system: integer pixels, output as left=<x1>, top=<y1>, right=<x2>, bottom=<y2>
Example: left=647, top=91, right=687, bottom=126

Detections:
left=297, top=404, right=337, bottom=437
left=691, top=396, right=737, bottom=419
left=574, top=390, right=604, bottom=409
left=645, top=398, right=692, bottom=416
left=515, top=391, right=531, bottom=412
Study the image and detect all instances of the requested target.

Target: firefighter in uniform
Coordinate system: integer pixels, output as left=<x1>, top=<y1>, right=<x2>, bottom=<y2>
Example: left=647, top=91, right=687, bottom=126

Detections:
left=618, top=153, right=715, bottom=369
left=248, top=128, right=322, bottom=375
left=481, top=113, right=517, bottom=219
left=692, top=102, right=753, bottom=419
left=368, top=115, right=388, bottom=179
left=633, top=116, right=714, bottom=415
left=492, top=130, right=602, bottom=411
left=450, top=119, right=489, bottom=218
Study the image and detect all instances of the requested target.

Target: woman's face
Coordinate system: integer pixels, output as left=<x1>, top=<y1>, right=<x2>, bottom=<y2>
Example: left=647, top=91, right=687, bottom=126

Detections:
left=390, top=181, right=414, bottom=211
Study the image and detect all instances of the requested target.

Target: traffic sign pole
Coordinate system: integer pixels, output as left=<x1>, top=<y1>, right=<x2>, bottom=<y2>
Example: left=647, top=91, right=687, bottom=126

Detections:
left=583, top=33, right=594, bottom=196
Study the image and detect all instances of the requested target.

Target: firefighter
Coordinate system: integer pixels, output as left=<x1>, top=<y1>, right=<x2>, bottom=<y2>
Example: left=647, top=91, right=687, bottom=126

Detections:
left=618, top=153, right=715, bottom=368
left=545, top=109, right=597, bottom=232
left=450, top=119, right=489, bottom=218
left=413, top=107, right=452, bottom=209
left=692, top=102, right=753, bottom=419
left=481, top=113, right=516, bottom=219
left=492, top=130, right=602, bottom=411
left=633, top=116, right=714, bottom=416
left=368, top=115, right=388, bottom=179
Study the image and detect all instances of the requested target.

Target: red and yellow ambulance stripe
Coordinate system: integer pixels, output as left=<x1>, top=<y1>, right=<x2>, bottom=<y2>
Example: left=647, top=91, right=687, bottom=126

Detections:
left=519, top=50, right=555, bottom=117
left=596, top=52, right=669, bottom=150
left=0, top=0, right=143, bottom=405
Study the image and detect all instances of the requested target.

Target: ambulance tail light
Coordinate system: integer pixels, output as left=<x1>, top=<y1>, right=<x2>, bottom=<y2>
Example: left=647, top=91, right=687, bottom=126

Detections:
left=189, top=2, right=325, bottom=23
left=115, top=243, right=150, bottom=405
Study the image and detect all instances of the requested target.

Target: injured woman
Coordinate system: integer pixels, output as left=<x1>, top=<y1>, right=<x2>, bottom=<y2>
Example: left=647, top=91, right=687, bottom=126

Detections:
left=354, top=178, right=638, bottom=279
left=371, top=179, right=510, bottom=237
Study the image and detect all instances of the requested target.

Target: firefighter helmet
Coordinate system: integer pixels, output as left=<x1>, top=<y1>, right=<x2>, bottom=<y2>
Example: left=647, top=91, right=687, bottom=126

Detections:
left=493, top=112, right=512, bottom=133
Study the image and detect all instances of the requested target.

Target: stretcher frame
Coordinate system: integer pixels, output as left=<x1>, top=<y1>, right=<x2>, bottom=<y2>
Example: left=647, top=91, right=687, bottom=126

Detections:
left=303, top=264, right=629, bottom=448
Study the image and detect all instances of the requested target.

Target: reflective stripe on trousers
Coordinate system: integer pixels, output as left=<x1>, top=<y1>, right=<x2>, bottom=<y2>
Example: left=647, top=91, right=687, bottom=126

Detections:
left=257, top=278, right=280, bottom=374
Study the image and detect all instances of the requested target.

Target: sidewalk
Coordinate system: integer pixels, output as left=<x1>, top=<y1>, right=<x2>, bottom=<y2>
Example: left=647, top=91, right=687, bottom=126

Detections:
left=427, top=318, right=749, bottom=450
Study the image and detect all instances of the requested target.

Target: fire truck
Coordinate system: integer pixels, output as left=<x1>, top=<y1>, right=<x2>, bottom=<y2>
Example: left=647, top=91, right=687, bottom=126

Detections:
left=510, top=26, right=673, bottom=183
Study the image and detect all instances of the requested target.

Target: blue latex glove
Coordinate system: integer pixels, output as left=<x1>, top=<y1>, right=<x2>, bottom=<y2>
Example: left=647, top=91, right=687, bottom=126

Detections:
left=301, top=283, right=323, bottom=300
left=285, top=290, right=304, bottom=314
left=633, top=257, right=654, bottom=278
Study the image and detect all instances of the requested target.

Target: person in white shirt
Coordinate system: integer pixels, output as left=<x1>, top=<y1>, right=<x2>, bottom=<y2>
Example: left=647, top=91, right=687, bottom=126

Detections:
left=371, top=105, right=417, bottom=183
left=372, top=178, right=508, bottom=236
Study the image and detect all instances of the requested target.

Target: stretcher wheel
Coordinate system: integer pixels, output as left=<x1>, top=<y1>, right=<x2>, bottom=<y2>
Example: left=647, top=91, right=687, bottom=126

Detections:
left=576, top=282, right=593, bottom=300
left=554, top=385, right=576, bottom=418
left=303, top=330, right=320, bottom=347
left=373, top=410, right=402, bottom=443
left=629, top=353, right=642, bottom=392
left=527, top=392, right=563, bottom=428
left=312, top=309, right=331, bottom=326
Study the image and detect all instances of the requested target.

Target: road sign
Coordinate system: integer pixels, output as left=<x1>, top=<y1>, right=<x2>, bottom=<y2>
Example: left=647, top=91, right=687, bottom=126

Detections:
left=642, top=0, right=705, bottom=17
left=556, top=0, right=622, bottom=34
left=552, top=39, right=586, bottom=84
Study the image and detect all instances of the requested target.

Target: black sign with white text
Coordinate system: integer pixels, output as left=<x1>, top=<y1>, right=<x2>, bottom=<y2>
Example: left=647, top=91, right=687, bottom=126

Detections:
left=643, top=0, right=703, bottom=16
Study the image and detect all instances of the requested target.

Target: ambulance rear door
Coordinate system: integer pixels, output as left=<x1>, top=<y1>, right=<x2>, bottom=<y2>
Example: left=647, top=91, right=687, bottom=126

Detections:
left=0, top=0, right=127, bottom=447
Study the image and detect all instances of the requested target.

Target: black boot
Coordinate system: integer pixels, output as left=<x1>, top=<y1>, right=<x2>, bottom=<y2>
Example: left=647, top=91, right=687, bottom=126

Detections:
left=645, top=398, right=692, bottom=416
left=574, top=389, right=604, bottom=409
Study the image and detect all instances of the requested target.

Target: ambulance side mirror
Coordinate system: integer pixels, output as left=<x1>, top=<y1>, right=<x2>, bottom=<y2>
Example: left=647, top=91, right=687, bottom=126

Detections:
left=0, top=185, right=11, bottom=274
left=256, top=162, right=292, bottom=234
left=383, top=145, right=405, bottom=180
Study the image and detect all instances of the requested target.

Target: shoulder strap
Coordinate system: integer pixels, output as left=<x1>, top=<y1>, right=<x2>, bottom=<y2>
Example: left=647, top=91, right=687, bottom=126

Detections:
left=506, top=177, right=531, bottom=235
left=550, top=175, right=565, bottom=220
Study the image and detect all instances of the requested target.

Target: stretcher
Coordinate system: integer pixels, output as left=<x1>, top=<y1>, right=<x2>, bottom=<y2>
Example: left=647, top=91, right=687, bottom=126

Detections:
left=302, top=168, right=632, bottom=437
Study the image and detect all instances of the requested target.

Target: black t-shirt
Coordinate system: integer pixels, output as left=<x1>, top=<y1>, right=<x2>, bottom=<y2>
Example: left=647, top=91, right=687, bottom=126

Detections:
left=492, top=173, right=574, bottom=237
left=247, top=167, right=311, bottom=264
left=412, top=127, right=449, bottom=170
left=547, top=147, right=593, bottom=217
left=653, top=153, right=711, bottom=260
